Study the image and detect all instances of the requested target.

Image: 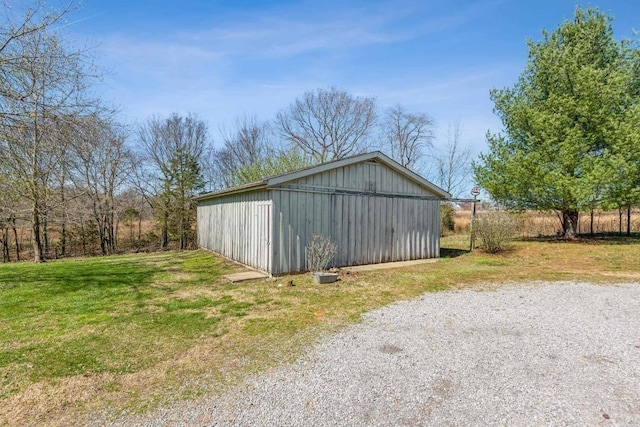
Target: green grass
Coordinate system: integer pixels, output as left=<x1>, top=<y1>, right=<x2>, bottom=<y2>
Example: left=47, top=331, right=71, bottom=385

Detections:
left=1, top=238, right=640, bottom=426
left=0, top=252, right=243, bottom=398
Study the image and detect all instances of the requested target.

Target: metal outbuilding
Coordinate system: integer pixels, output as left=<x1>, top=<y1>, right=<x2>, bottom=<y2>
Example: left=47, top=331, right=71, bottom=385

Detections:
left=195, top=151, right=451, bottom=275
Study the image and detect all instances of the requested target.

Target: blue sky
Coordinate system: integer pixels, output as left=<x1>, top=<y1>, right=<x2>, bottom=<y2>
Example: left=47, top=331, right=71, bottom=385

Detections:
left=67, top=0, right=640, bottom=155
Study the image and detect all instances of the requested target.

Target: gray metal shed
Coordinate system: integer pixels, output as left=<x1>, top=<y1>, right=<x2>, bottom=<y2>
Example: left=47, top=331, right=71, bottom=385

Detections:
left=195, top=151, right=451, bottom=275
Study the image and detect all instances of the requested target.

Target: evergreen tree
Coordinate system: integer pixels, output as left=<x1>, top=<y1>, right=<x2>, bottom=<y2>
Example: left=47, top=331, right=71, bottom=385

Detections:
left=474, top=7, right=640, bottom=236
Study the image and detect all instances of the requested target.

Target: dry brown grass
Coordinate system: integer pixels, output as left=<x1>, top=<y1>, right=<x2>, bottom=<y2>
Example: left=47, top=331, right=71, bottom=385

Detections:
left=454, top=208, right=640, bottom=237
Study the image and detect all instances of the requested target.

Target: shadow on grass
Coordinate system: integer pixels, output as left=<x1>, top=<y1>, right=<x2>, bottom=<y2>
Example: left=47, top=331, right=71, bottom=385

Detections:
left=440, top=247, right=470, bottom=258
left=521, top=232, right=640, bottom=245
left=0, top=258, right=160, bottom=295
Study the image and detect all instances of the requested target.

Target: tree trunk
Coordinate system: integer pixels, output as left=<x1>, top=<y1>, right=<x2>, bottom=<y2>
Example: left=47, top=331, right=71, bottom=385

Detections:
left=98, top=219, right=107, bottom=255
left=60, top=221, right=66, bottom=256
left=619, top=208, right=623, bottom=235
left=11, top=218, right=20, bottom=261
left=562, top=209, right=579, bottom=238
left=627, top=206, right=632, bottom=236
left=60, top=186, right=66, bottom=256
left=179, top=213, right=185, bottom=250
left=81, top=220, right=87, bottom=256
left=114, top=216, right=120, bottom=251
left=161, top=210, right=169, bottom=249
left=590, top=209, right=594, bottom=236
left=2, top=226, right=9, bottom=262
left=43, top=214, right=49, bottom=255
left=32, top=203, right=45, bottom=262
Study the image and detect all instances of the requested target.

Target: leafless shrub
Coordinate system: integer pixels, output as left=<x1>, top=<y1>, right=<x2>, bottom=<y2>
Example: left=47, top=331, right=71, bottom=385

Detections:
left=305, top=234, right=338, bottom=272
left=473, top=211, right=519, bottom=253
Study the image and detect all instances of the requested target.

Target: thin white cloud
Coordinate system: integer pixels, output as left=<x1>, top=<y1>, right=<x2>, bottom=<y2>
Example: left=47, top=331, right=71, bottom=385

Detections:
left=101, top=35, right=220, bottom=72
left=96, top=0, right=500, bottom=72
left=88, top=0, right=509, bottom=155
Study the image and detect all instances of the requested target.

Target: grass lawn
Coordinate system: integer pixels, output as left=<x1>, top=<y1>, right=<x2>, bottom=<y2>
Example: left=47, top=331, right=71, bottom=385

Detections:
left=1, top=237, right=640, bottom=426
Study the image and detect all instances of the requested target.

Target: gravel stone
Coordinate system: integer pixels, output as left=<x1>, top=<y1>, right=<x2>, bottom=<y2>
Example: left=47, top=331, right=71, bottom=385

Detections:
left=105, top=281, right=640, bottom=426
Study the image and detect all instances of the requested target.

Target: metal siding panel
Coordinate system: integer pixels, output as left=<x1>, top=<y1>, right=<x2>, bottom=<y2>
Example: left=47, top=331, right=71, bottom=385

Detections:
left=363, top=162, right=371, bottom=192
left=410, top=199, right=416, bottom=259
left=419, top=200, right=426, bottom=258
left=435, top=200, right=440, bottom=257
left=398, top=198, right=405, bottom=260
left=390, top=198, right=397, bottom=260
left=282, top=191, right=291, bottom=273
left=380, top=167, right=389, bottom=193
left=424, top=200, right=430, bottom=257
left=279, top=207, right=286, bottom=273
left=367, top=195, right=374, bottom=263
left=352, top=164, right=359, bottom=189
left=384, top=197, right=392, bottom=262
left=196, top=190, right=272, bottom=271
left=353, top=195, right=361, bottom=264
left=271, top=191, right=282, bottom=274
left=370, top=195, right=376, bottom=263
left=391, top=170, right=398, bottom=194
left=409, top=200, right=416, bottom=259
left=282, top=161, right=439, bottom=196
left=373, top=196, right=380, bottom=263
left=406, top=199, right=413, bottom=260
left=267, top=200, right=273, bottom=272
left=340, top=194, right=349, bottom=265
left=334, top=194, right=344, bottom=266
left=408, top=199, right=414, bottom=259
left=292, top=191, right=301, bottom=272
left=321, top=170, right=329, bottom=188
left=322, top=192, right=330, bottom=242
left=347, top=194, right=355, bottom=264
left=431, top=200, right=437, bottom=257
left=361, top=195, right=368, bottom=264
left=435, top=201, right=439, bottom=256
left=396, top=198, right=402, bottom=260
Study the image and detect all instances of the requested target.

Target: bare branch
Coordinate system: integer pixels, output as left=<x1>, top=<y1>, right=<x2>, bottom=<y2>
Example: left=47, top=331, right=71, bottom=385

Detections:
left=275, top=87, right=377, bottom=163
left=381, top=104, right=434, bottom=171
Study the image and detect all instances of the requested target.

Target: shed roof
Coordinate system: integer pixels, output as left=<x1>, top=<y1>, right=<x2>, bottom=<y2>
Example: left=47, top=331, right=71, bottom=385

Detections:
left=194, top=151, right=451, bottom=201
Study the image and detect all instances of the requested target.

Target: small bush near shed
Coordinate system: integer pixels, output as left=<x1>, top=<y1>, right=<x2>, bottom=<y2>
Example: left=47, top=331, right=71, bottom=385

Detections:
left=440, top=204, right=456, bottom=235
left=473, top=210, right=519, bottom=253
left=305, top=234, right=338, bottom=272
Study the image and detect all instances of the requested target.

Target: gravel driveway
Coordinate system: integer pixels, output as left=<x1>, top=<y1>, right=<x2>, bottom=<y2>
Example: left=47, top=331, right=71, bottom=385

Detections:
left=108, top=281, right=640, bottom=426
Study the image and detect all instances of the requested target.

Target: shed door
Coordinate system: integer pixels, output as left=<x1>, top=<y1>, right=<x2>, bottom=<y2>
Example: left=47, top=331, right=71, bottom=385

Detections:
left=254, top=201, right=272, bottom=272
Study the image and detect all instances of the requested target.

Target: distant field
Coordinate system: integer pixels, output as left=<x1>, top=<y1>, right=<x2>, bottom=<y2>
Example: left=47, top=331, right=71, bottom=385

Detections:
left=2, top=238, right=640, bottom=426
left=454, top=208, right=640, bottom=236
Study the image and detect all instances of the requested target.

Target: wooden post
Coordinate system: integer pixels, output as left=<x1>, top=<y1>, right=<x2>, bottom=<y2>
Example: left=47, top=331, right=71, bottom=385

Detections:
left=470, top=187, right=480, bottom=251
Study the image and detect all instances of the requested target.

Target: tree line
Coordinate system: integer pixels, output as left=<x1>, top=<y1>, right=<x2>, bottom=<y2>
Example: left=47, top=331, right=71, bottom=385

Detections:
left=0, top=1, right=473, bottom=263
left=209, top=90, right=472, bottom=194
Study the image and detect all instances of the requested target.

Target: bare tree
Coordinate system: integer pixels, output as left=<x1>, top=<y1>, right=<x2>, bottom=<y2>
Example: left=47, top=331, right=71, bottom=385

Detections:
left=431, top=121, right=473, bottom=198
left=0, top=174, right=20, bottom=262
left=69, top=114, right=132, bottom=255
left=382, top=105, right=434, bottom=171
left=0, top=1, right=74, bottom=105
left=137, top=113, right=208, bottom=249
left=211, top=115, right=270, bottom=188
left=275, top=87, right=377, bottom=163
left=0, top=5, right=98, bottom=262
